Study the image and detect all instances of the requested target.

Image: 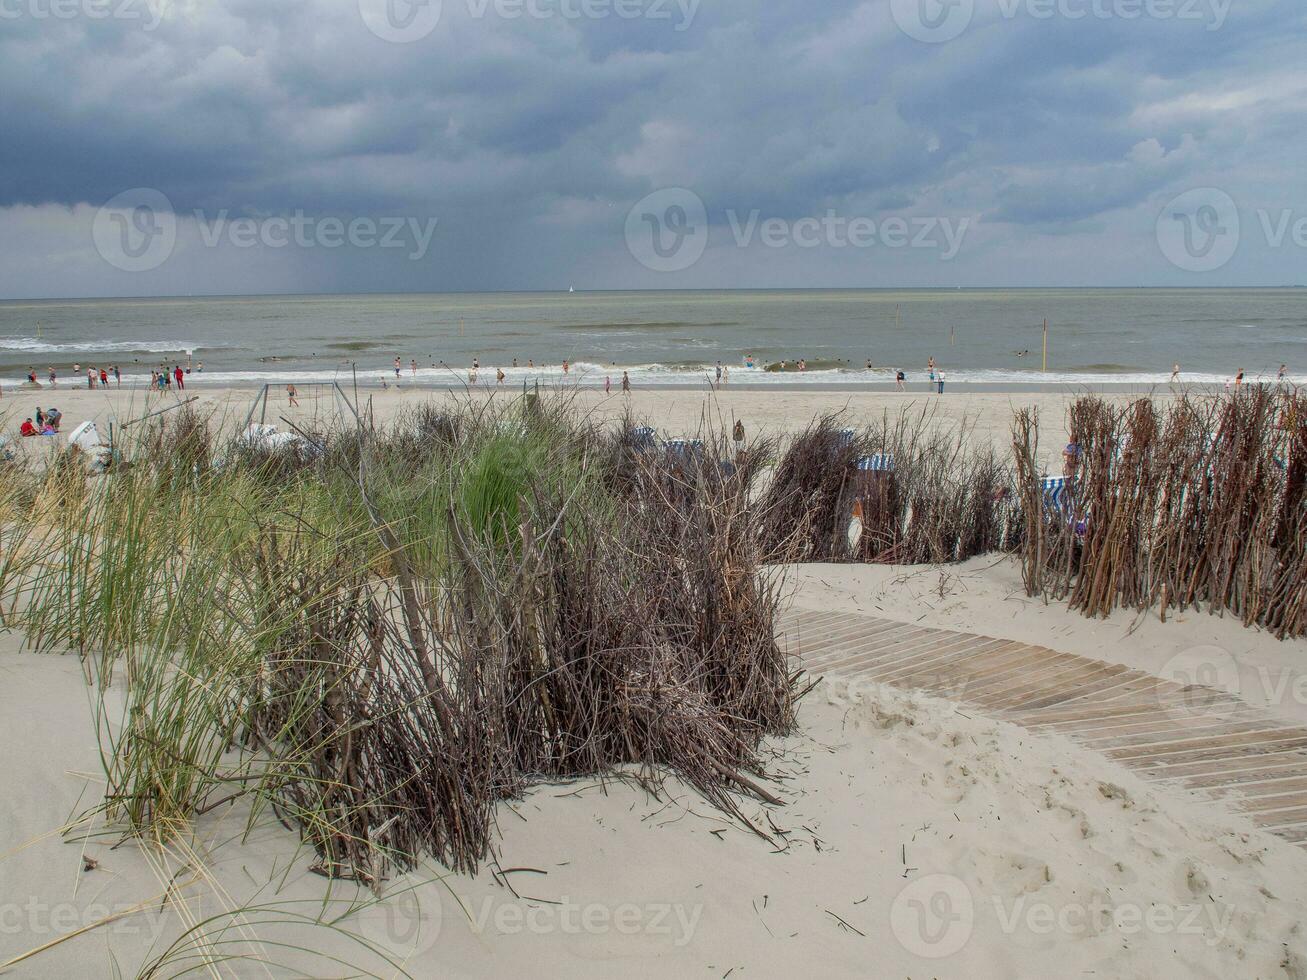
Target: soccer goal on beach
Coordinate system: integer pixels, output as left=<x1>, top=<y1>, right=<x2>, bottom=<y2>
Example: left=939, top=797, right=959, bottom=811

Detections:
left=241, top=381, right=361, bottom=432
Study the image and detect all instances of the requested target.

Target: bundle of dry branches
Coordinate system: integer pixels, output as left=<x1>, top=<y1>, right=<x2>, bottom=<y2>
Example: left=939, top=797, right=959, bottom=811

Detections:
left=1014, top=387, right=1307, bottom=638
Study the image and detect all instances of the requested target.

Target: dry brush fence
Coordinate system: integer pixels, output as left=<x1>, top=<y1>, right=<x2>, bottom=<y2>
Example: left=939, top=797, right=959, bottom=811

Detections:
left=756, top=410, right=1019, bottom=565
left=1013, top=387, right=1307, bottom=638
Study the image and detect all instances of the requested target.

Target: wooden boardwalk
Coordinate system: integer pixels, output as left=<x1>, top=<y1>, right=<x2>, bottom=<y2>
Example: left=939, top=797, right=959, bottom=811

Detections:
left=778, top=607, right=1307, bottom=847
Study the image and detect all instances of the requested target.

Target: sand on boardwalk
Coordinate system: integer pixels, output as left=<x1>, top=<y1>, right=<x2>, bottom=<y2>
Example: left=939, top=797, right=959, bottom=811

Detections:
left=4, top=384, right=1307, bottom=977
left=4, top=557, right=1307, bottom=977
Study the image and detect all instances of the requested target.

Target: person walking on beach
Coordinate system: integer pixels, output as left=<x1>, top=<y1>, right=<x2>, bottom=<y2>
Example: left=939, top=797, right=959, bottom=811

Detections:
left=113, top=365, right=121, bottom=386
left=895, top=369, right=905, bottom=391
left=394, top=357, right=402, bottom=379
left=101, top=367, right=109, bottom=388
left=1171, top=363, right=1180, bottom=383
left=1279, top=363, right=1288, bottom=382
left=1235, top=368, right=1245, bottom=387
left=927, top=356, right=936, bottom=382
left=47, top=367, right=56, bottom=387
left=562, top=359, right=570, bottom=375
left=715, top=361, right=722, bottom=384
left=411, top=358, right=417, bottom=377
left=87, top=367, right=96, bottom=389
left=496, top=367, right=505, bottom=385
left=621, top=371, right=631, bottom=393
left=722, top=364, right=729, bottom=384
left=604, top=375, right=611, bottom=395
left=470, top=358, right=479, bottom=384
left=287, top=383, right=299, bottom=407
left=936, top=369, right=946, bottom=394
left=173, top=365, right=184, bottom=390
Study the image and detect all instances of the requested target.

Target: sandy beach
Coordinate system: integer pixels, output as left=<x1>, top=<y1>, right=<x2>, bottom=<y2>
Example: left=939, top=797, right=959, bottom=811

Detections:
left=0, top=378, right=1178, bottom=457
left=3, top=383, right=1307, bottom=977
left=4, top=557, right=1307, bottom=977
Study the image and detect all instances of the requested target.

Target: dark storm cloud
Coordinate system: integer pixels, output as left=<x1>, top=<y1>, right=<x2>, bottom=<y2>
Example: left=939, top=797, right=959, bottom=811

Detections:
left=1, top=0, right=1305, bottom=295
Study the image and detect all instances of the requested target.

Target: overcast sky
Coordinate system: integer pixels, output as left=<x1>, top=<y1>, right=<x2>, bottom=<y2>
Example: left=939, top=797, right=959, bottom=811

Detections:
left=1, top=0, right=1303, bottom=298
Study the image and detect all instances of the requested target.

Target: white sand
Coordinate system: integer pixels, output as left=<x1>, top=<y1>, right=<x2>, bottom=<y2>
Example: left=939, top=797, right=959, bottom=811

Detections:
left=4, top=569, right=1307, bottom=976
left=0, top=381, right=1169, bottom=460
left=5, top=385, right=1307, bottom=977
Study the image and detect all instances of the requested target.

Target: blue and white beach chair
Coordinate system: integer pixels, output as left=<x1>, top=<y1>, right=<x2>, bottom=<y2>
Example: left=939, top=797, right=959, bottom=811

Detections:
left=857, top=453, right=895, bottom=473
left=630, top=426, right=657, bottom=450
left=665, top=439, right=704, bottom=459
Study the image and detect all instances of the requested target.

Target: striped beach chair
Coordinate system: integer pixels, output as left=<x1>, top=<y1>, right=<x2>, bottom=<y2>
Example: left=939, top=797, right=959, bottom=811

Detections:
left=665, top=439, right=704, bottom=459
left=835, top=428, right=856, bottom=449
left=857, top=453, right=895, bottom=473
left=1040, top=476, right=1068, bottom=511
left=630, top=426, right=657, bottom=450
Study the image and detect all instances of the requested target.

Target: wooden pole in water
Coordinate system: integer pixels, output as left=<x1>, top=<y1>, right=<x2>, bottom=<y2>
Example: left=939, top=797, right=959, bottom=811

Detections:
left=1042, top=319, right=1048, bottom=372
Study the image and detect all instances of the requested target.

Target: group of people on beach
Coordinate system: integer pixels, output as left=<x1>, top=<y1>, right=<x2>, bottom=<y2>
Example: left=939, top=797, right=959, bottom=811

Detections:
left=17, top=405, right=62, bottom=437
left=148, top=364, right=190, bottom=392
